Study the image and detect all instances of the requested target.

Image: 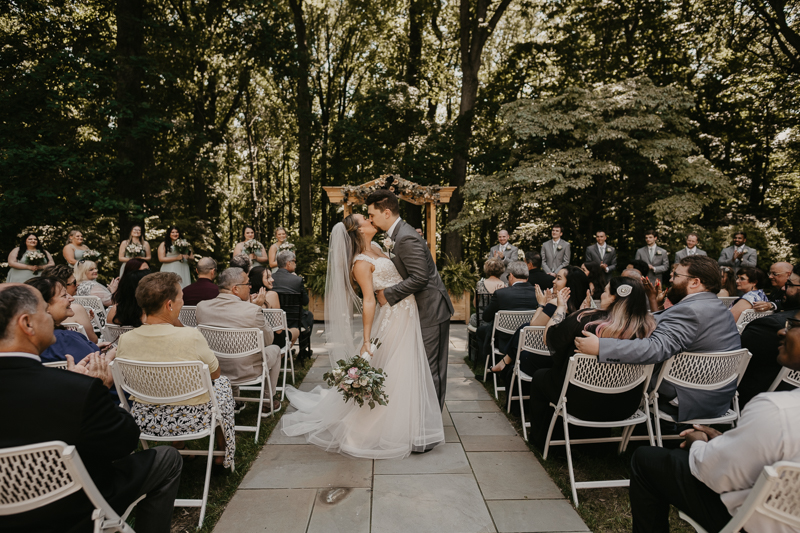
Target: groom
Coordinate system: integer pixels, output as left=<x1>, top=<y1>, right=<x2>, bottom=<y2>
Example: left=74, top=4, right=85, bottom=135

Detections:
left=366, top=189, right=454, bottom=410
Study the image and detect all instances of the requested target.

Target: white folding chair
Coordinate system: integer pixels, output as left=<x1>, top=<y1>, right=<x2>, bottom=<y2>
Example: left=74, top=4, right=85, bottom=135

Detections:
left=542, top=354, right=655, bottom=506
left=679, top=461, right=800, bottom=533
left=197, top=325, right=277, bottom=430
left=0, top=440, right=143, bottom=532
left=102, top=324, right=134, bottom=345
left=482, top=310, right=537, bottom=399
left=262, top=308, right=294, bottom=400
left=62, top=322, right=88, bottom=339
left=179, top=306, right=197, bottom=327
left=736, top=308, right=774, bottom=334
left=505, top=326, right=547, bottom=440
left=110, top=358, right=223, bottom=529
left=647, top=349, right=752, bottom=446
left=43, top=360, right=69, bottom=369
left=73, top=295, right=107, bottom=332
left=768, top=367, right=800, bottom=392
left=718, top=296, right=737, bottom=308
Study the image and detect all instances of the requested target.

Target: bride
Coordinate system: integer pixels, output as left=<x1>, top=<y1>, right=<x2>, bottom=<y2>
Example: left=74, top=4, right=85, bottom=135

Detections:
left=280, top=214, right=444, bottom=459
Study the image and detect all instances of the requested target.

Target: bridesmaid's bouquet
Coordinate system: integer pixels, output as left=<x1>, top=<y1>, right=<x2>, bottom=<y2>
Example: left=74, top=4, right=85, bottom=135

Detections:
left=324, top=342, right=388, bottom=409
left=243, top=239, right=262, bottom=255
left=82, top=249, right=101, bottom=261
left=25, top=250, right=47, bottom=266
left=278, top=242, right=295, bottom=252
left=173, top=239, right=191, bottom=255
left=126, top=243, right=144, bottom=257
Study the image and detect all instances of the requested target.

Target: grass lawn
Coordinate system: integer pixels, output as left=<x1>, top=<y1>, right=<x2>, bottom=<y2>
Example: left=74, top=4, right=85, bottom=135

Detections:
left=464, top=356, right=695, bottom=533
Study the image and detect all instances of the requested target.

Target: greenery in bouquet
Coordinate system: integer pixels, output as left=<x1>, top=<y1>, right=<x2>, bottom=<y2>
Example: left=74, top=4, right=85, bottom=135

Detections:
left=323, top=353, right=388, bottom=409
left=24, top=250, right=47, bottom=266
left=125, top=242, right=144, bottom=257
left=82, top=249, right=101, bottom=261
left=440, top=255, right=479, bottom=300
left=243, top=239, right=263, bottom=255
left=172, top=239, right=191, bottom=255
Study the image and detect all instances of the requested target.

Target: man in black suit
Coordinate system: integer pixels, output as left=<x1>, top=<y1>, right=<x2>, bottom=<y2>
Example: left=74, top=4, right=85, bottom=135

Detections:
left=272, top=250, right=314, bottom=360
left=526, top=251, right=553, bottom=291
left=738, top=264, right=800, bottom=406
left=0, top=283, right=182, bottom=533
left=476, top=261, right=539, bottom=371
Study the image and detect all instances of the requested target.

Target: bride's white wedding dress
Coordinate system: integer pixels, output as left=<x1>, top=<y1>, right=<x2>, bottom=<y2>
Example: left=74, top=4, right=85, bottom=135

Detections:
left=280, top=247, right=444, bottom=460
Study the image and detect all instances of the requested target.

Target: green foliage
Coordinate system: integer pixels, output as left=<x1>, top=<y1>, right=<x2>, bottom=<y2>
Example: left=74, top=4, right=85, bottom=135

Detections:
left=440, top=256, right=480, bottom=299
left=304, top=259, right=328, bottom=297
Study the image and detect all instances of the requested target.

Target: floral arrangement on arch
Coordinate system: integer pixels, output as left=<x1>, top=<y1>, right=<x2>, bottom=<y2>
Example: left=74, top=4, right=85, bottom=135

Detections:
left=339, top=174, right=444, bottom=206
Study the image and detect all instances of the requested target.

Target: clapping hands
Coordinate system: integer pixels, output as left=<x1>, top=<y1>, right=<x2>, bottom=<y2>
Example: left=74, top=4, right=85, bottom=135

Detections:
left=556, top=287, right=571, bottom=308
left=66, top=351, right=115, bottom=389
left=534, top=285, right=555, bottom=306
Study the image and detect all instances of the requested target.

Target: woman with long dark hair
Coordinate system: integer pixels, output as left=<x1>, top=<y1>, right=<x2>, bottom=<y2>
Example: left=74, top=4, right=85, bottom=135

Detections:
left=234, top=225, right=269, bottom=266
left=117, top=225, right=152, bottom=276
left=527, top=277, right=656, bottom=448
left=6, top=233, right=55, bottom=283
left=718, top=266, right=738, bottom=298
left=106, top=258, right=151, bottom=327
left=158, top=226, right=193, bottom=287
left=582, top=262, right=607, bottom=301
left=249, top=265, right=299, bottom=349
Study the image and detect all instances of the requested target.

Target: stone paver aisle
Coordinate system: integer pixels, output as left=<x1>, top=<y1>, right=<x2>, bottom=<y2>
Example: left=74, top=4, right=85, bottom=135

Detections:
left=214, top=325, right=589, bottom=533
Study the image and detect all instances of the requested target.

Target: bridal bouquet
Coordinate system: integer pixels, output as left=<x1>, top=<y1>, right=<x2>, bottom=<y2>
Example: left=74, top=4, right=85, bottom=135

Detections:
left=243, top=239, right=262, bottom=255
left=324, top=342, right=388, bottom=409
left=172, top=239, right=191, bottom=255
left=278, top=242, right=295, bottom=252
left=82, top=249, right=101, bottom=261
left=126, top=243, right=144, bottom=257
left=25, top=250, right=47, bottom=266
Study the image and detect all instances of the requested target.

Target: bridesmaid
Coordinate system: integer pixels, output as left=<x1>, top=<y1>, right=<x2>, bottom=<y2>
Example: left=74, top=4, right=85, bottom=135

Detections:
left=118, top=224, right=152, bottom=276
left=158, top=226, right=193, bottom=287
left=62, top=230, right=89, bottom=266
left=233, top=225, right=268, bottom=266
left=6, top=233, right=55, bottom=283
left=268, top=227, right=288, bottom=273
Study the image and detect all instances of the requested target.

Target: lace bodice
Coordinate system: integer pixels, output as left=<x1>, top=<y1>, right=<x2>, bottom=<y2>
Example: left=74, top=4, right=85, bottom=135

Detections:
left=353, top=253, right=403, bottom=291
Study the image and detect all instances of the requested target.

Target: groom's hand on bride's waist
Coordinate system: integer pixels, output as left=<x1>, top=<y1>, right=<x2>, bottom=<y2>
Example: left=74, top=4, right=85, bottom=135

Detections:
left=376, top=289, right=388, bottom=306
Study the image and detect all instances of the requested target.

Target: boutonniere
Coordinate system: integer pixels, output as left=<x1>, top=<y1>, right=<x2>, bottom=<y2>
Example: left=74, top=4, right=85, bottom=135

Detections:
left=741, top=250, right=748, bottom=255
left=606, top=246, right=614, bottom=253
left=656, top=251, right=662, bottom=256
left=557, top=245, right=563, bottom=251
left=383, top=237, right=395, bottom=258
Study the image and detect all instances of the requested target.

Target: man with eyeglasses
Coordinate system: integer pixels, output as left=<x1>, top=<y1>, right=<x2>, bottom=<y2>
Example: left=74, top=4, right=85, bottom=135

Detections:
left=272, top=251, right=314, bottom=361
left=576, top=255, right=741, bottom=422
left=196, top=267, right=282, bottom=411
left=752, top=262, right=793, bottom=313
left=738, top=263, right=800, bottom=406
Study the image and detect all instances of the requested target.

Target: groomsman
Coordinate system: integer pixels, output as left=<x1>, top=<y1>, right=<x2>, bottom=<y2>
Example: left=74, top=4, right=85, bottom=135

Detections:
left=719, top=232, right=757, bottom=274
left=584, top=230, right=617, bottom=274
left=541, top=224, right=571, bottom=276
left=488, top=230, right=519, bottom=267
left=674, top=233, right=707, bottom=263
left=634, top=230, right=669, bottom=284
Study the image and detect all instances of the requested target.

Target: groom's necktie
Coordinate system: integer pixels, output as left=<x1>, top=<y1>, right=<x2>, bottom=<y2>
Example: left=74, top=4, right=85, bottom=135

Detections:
left=649, top=248, right=654, bottom=262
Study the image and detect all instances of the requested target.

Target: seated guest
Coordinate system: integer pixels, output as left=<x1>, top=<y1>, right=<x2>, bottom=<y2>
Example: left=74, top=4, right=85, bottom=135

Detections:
left=0, top=283, right=182, bottom=532
left=730, top=266, right=768, bottom=322
left=272, top=250, right=314, bottom=360
left=629, top=308, right=800, bottom=533
left=249, top=265, right=299, bottom=348
left=626, top=259, right=650, bottom=279
left=581, top=262, right=606, bottom=301
left=528, top=278, right=655, bottom=448
left=75, top=260, right=118, bottom=306
left=576, top=256, right=741, bottom=422
left=182, top=257, right=219, bottom=306
left=41, top=264, right=97, bottom=343
left=754, top=261, right=794, bottom=313
left=106, top=268, right=150, bottom=327
left=27, top=276, right=102, bottom=364
left=476, top=261, right=539, bottom=372
left=469, top=258, right=507, bottom=328
left=196, top=268, right=283, bottom=411
left=718, top=266, right=737, bottom=298
left=526, top=251, right=553, bottom=291
left=738, top=264, right=800, bottom=406
left=116, top=272, right=237, bottom=469
left=230, top=253, right=252, bottom=274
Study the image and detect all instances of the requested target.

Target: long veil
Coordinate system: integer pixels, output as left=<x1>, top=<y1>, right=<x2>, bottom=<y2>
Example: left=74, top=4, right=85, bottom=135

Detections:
left=324, top=222, right=362, bottom=367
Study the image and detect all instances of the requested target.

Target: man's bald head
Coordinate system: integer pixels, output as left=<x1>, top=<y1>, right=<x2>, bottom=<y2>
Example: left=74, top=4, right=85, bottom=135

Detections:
left=621, top=268, right=642, bottom=280
left=769, top=262, right=794, bottom=289
left=196, top=257, right=217, bottom=278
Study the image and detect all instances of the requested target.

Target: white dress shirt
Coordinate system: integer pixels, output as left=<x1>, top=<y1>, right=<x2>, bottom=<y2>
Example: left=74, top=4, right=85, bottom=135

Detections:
left=689, top=388, right=800, bottom=533
left=597, top=243, right=608, bottom=271
left=686, top=247, right=697, bottom=256
left=388, top=217, right=402, bottom=239
left=648, top=244, right=657, bottom=261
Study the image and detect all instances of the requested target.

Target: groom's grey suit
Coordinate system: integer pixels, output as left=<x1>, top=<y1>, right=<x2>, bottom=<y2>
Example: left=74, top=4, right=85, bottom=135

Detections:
left=384, top=219, right=454, bottom=409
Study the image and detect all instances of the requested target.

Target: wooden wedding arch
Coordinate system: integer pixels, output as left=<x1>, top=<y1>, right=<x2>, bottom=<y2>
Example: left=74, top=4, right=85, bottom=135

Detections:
left=322, top=175, right=456, bottom=263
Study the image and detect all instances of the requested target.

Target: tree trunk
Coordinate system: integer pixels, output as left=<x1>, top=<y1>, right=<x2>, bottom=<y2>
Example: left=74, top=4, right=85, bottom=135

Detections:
left=289, top=0, right=314, bottom=237
left=115, top=0, right=149, bottom=238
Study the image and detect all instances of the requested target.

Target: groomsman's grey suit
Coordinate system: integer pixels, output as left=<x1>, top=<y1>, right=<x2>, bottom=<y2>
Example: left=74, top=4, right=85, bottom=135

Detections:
left=598, top=291, right=741, bottom=421
left=489, top=243, right=520, bottom=267
left=719, top=245, right=757, bottom=274
left=384, top=219, right=454, bottom=409
left=584, top=243, right=617, bottom=273
left=674, top=247, right=707, bottom=263
left=635, top=245, right=670, bottom=284
left=541, top=240, right=571, bottom=275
